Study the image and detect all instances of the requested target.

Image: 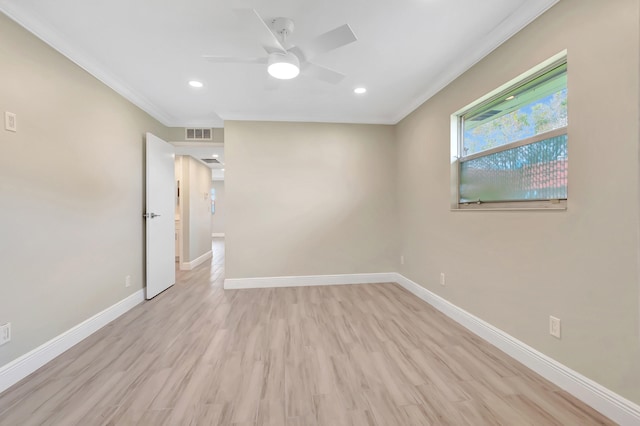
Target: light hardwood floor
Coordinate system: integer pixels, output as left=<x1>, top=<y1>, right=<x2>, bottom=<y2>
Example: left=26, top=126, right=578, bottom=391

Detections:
left=0, top=239, right=613, bottom=425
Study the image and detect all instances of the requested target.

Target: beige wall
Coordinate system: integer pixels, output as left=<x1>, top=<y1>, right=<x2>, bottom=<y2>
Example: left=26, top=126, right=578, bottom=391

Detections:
left=3, top=0, right=639, bottom=408
left=177, top=156, right=212, bottom=262
left=396, top=0, right=640, bottom=404
left=0, top=14, right=169, bottom=366
left=225, top=121, right=398, bottom=279
left=211, top=180, right=225, bottom=235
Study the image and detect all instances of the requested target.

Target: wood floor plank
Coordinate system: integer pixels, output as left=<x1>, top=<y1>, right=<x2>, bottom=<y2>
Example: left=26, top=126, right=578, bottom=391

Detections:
left=0, top=238, right=615, bottom=425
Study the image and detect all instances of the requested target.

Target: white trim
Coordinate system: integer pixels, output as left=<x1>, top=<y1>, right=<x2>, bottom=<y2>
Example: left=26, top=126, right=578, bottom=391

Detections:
left=0, top=5, right=226, bottom=128
left=0, top=289, right=144, bottom=395
left=211, top=233, right=225, bottom=238
left=454, top=200, right=567, bottom=211
left=2, top=271, right=637, bottom=424
left=393, top=273, right=640, bottom=426
left=0, top=5, right=184, bottom=127
left=180, top=250, right=212, bottom=270
left=0, top=0, right=557, bottom=128
left=224, top=272, right=396, bottom=290
left=391, top=0, right=561, bottom=124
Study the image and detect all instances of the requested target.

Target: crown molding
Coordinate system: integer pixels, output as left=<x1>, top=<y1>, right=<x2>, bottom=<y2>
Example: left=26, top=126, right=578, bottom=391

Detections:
left=390, top=0, right=561, bottom=125
left=0, top=0, right=559, bottom=128
left=0, top=3, right=179, bottom=126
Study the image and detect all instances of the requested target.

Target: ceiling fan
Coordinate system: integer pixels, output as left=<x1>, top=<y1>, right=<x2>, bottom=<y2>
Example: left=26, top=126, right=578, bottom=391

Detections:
left=202, top=9, right=357, bottom=84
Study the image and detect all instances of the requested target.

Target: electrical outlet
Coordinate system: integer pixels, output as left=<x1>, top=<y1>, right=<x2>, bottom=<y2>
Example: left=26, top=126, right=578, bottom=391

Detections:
left=440, top=273, right=446, bottom=286
left=0, top=323, right=11, bottom=346
left=400, top=255, right=404, bottom=265
left=5, top=112, right=17, bottom=132
left=549, top=316, right=561, bottom=338
left=125, top=275, right=131, bottom=287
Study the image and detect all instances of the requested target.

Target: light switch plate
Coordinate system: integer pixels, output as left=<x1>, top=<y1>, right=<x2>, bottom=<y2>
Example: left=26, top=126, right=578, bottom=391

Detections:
left=5, top=112, right=17, bottom=132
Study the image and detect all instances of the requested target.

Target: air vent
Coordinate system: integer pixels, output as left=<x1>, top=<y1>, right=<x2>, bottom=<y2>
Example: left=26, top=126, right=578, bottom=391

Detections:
left=469, top=109, right=501, bottom=121
left=185, top=128, right=212, bottom=140
left=201, top=158, right=220, bottom=164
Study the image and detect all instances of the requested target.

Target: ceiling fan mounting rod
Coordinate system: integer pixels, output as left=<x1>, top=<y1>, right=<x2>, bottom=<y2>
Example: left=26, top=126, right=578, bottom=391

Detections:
left=271, top=17, right=295, bottom=43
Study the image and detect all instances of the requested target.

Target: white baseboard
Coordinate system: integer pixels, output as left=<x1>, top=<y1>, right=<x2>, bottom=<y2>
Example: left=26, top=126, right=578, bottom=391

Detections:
left=224, top=272, right=396, bottom=290
left=3, top=272, right=637, bottom=424
left=211, top=233, right=225, bottom=238
left=393, top=273, right=640, bottom=426
left=0, top=289, right=144, bottom=395
left=180, top=250, right=212, bottom=270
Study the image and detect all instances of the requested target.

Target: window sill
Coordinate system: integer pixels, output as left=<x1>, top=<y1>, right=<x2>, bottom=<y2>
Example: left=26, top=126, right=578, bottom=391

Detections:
left=452, top=200, right=567, bottom=211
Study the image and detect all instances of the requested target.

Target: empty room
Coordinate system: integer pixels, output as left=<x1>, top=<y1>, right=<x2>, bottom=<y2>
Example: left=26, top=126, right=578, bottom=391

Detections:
left=0, top=0, right=639, bottom=424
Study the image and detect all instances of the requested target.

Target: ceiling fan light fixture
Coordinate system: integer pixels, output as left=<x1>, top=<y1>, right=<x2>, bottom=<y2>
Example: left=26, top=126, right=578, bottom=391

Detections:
left=267, top=52, right=300, bottom=80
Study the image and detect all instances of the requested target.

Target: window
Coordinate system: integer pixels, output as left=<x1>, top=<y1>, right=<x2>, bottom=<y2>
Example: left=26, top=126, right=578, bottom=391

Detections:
left=211, top=188, right=216, bottom=214
left=451, top=53, right=567, bottom=210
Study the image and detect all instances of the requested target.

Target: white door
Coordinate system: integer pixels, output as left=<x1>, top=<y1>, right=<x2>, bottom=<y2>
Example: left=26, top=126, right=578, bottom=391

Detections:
left=145, top=132, right=176, bottom=299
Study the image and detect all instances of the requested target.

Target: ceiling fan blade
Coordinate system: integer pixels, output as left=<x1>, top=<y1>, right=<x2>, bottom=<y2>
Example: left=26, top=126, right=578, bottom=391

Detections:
left=234, top=8, right=287, bottom=54
left=304, top=24, right=357, bottom=58
left=202, top=55, right=267, bottom=64
left=302, top=62, right=346, bottom=85
left=288, top=46, right=306, bottom=61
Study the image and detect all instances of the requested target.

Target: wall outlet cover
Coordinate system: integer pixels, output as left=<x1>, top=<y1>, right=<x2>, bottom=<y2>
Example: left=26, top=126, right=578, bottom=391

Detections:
left=5, top=112, right=17, bottom=132
left=549, top=316, right=561, bottom=338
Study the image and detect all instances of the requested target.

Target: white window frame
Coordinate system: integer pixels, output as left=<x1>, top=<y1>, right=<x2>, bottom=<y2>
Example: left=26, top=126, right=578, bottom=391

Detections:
left=450, top=50, right=568, bottom=211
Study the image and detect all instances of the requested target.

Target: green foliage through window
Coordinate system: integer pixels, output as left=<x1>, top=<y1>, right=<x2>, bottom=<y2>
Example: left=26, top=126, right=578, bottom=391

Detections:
left=462, top=63, right=567, bottom=157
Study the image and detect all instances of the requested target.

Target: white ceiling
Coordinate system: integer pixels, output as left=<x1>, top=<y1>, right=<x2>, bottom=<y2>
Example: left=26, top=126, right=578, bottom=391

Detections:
left=0, top=0, right=558, bottom=128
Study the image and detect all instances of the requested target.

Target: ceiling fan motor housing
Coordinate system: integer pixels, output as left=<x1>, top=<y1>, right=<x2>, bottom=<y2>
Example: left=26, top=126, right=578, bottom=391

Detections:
left=271, top=17, right=295, bottom=38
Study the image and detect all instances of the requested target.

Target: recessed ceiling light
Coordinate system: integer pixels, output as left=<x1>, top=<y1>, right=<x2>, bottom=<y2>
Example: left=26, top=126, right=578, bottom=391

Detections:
left=212, top=154, right=219, bottom=158
left=505, top=95, right=515, bottom=101
left=188, top=80, right=204, bottom=88
left=354, top=87, right=367, bottom=94
left=221, top=168, right=225, bottom=171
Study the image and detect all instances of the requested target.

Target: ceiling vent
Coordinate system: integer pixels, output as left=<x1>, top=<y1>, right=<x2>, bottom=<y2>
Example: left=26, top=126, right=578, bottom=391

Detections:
left=185, top=128, right=212, bottom=140
left=201, top=158, right=220, bottom=164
